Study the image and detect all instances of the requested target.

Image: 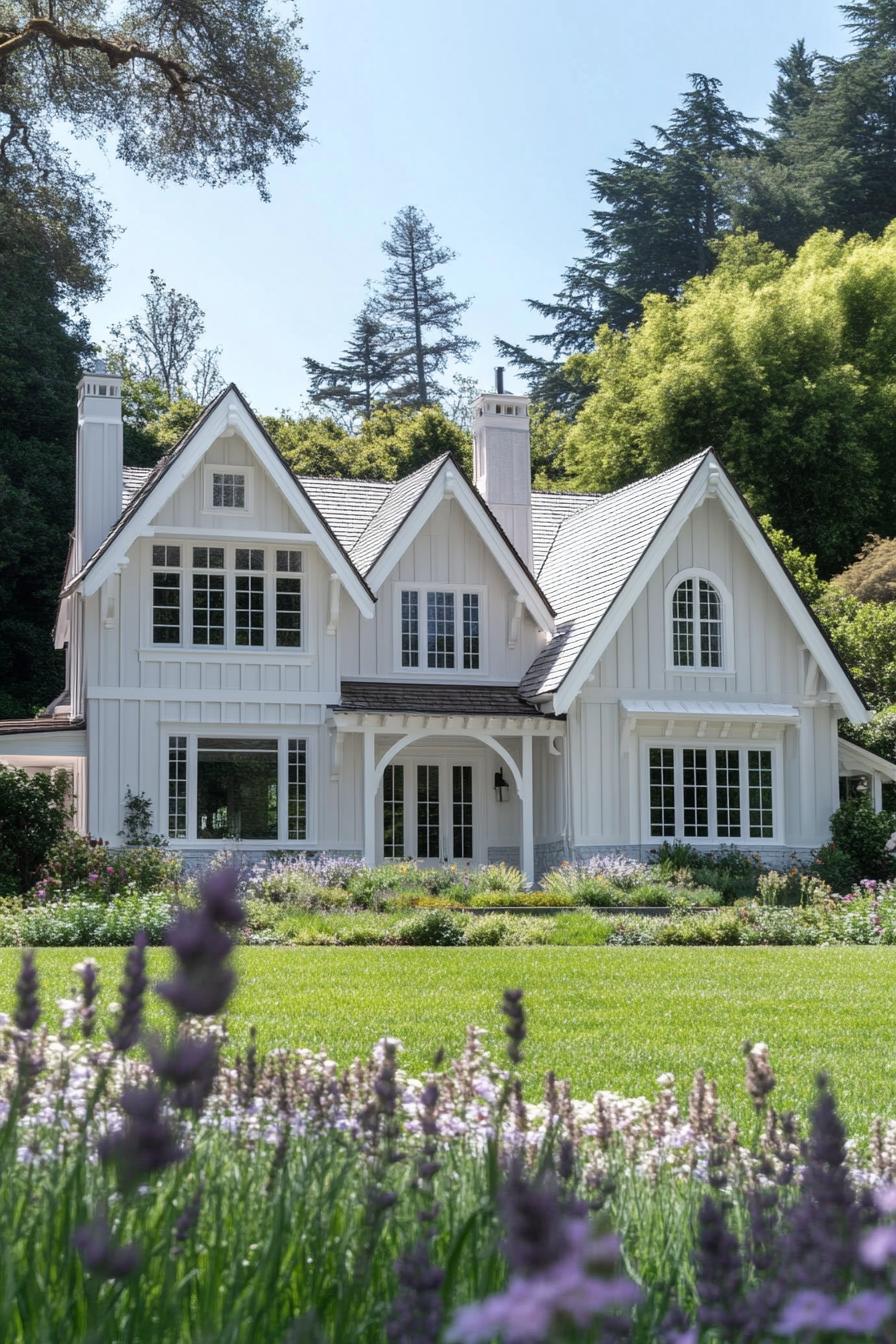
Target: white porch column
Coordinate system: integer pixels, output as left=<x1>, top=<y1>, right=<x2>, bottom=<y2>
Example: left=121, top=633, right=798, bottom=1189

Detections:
left=362, top=730, right=376, bottom=867
left=872, top=772, right=884, bottom=813
left=520, top=732, right=535, bottom=889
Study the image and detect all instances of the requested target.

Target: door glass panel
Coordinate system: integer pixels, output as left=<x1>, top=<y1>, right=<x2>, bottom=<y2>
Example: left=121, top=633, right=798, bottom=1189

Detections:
left=383, top=764, right=405, bottom=859
left=452, top=765, right=473, bottom=859
left=416, top=764, right=440, bottom=859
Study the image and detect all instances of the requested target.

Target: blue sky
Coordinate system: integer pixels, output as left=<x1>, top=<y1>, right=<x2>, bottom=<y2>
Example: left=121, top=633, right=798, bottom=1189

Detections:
left=76, top=0, right=848, bottom=412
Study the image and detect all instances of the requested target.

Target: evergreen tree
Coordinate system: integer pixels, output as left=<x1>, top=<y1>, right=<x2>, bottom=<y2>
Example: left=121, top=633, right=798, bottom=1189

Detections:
left=767, top=39, right=820, bottom=135
left=497, top=76, right=757, bottom=413
left=373, top=205, right=476, bottom=407
left=109, top=271, right=222, bottom=401
left=303, top=304, right=396, bottom=424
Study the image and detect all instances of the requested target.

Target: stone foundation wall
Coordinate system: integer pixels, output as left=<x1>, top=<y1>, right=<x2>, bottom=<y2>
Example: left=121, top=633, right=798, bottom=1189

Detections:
left=174, top=848, right=362, bottom=875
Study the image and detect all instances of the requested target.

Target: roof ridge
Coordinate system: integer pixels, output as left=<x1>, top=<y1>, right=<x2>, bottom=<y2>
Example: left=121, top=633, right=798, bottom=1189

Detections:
left=347, top=452, right=451, bottom=565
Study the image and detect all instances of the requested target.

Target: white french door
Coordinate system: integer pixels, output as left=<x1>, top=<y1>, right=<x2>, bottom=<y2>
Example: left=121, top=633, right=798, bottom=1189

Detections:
left=382, top=758, right=478, bottom=865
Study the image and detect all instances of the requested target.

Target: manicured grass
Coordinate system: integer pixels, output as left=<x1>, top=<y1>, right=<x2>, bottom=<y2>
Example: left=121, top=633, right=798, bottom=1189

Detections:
left=2, top=945, right=895, bottom=1131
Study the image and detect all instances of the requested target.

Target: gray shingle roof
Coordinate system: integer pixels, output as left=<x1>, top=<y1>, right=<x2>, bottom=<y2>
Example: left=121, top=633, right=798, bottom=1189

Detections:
left=298, top=476, right=392, bottom=552
left=519, top=452, right=711, bottom=698
left=530, top=489, right=600, bottom=574
left=346, top=455, right=449, bottom=574
left=0, top=714, right=85, bottom=736
left=123, top=467, right=152, bottom=509
left=333, top=680, right=558, bottom=718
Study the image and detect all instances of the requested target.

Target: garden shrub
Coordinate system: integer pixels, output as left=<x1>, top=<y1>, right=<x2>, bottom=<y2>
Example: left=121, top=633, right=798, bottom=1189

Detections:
left=393, top=909, right=464, bottom=946
left=0, top=765, right=71, bottom=894
left=549, top=913, right=613, bottom=946
left=460, top=914, right=551, bottom=946
left=829, top=795, right=896, bottom=881
left=16, top=894, right=173, bottom=946
left=757, top=869, right=832, bottom=907
left=467, top=889, right=574, bottom=908
left=624, top=882, right=675, bottom=908
left=654, top=913, right=742, bottom=946
left=542, top=865, right=618, bottom=906
left=33, top=832, right=182, bottom=903
left=811, top=842, right=861, bottom=893
left=465, top=863, right=525, bottom=896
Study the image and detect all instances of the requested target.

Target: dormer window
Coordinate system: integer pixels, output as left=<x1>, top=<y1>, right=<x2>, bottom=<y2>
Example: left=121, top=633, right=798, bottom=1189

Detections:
left=666, top=571, right=732, bottom=672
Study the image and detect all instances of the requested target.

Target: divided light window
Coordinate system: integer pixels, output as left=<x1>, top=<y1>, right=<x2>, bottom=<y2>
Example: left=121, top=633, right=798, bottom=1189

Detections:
left=212, top=471, right=246, bottom=509
left=152, top=545, right=181, bottom=643
left=647, top=745, right=776, bottom=841
left=399, top=587, right=482, bottom=672
left=167, top=736, right=310, bottom=842
left=234, top=548, right=264, bottom=647
left=671, top=577, right=724, bottom=670
left=276, top=550, right=303, bottom=648
left=192, top=547, right=225, bottom=646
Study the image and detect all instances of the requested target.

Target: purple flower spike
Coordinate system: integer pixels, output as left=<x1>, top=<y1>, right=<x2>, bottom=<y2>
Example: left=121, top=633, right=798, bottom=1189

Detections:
left=199, top=866, right=245, bottom=928
left=73, top=1216, right=141, bottom=1280
left=14, top=949, right=39, bottom=1032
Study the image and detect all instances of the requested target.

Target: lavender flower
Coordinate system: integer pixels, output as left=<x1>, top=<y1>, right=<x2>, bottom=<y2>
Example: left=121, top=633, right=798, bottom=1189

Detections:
left=386, top=1240, right=445, bottom=1343
left=502, top=988, right=526, bottom=1067
left=74, top=958, right=99, bottom=1038
left=14, top=949, right=39, bottom=1032
left=73, top=1215, right=141, bottom=1279
left=109, top=932, right=148, bottom=1053
left=694, top=1196, right=745, bottom=1337
left=98, top=1085, right=183, bottom=1186
left=744, top=1040, right=776, bottom=1112
left=774, top=1287, right=893, bottom=1336
left=157, top=867, right=243, bottom=1017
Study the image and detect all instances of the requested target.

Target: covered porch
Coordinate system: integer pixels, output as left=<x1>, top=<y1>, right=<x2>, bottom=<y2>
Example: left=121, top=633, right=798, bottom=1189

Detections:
left=329, top=682, right=565, bottom=887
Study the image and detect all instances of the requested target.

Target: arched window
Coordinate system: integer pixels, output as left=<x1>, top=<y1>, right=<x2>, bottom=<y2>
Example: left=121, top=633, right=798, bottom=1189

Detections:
left=667, top=572, right=729, bottom=671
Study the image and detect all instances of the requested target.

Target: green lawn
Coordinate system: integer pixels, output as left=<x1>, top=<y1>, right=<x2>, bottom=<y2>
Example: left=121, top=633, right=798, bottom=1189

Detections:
left=2, top=945, right=894, bottom=1133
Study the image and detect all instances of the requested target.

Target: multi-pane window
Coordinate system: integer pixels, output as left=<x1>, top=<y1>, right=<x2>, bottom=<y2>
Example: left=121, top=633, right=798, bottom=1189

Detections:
left=748, top=750, right=774, bottom=838
left=452, top=765, right=473, bottom=860
left=400, top=587, right=483, bottom=671
left=212, top=471, right=246, bottom=509
left=276, top=550, right=302, bottom=648
left=191, top=547, right=225, bottom=646
left=647, top=745, right=776, bottom=841
left=152, top=545, right=181, bottom=643
left=671, top=576, right=725, bottom=670
left=287, top=738, right=308, bottom=840
left=234, top=548, right=264, bottom=647
left=427, top=591, right=455, bottom=669
left=682, top=748, right=709, bottom=837
left=417, top=764, right=440, bottom=859
left=383, top=764, right=405, bottom=859
left=462, top=594, right=480, bottom=670
left=167, top=736, right=187, bottom=838
left=649, top=747, right=676, bottom=837
left=401, top=591, right=419, bottom=668
left=715, top=749, right=742, bottom=838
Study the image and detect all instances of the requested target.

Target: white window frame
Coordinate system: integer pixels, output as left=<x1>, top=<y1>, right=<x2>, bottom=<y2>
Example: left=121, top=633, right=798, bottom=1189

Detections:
left=392, top=582, right=488, bottom=677
left=146, top=540, right=307, bottom=653
left=161, top=727, right=315, bottom=847
left=376, top=751, right=485, bottom=866
left=202, top=464, right=254, bottom=516
left=664, top=569, right=734, bottom=674
left=639, top=738, right=782, bottom=846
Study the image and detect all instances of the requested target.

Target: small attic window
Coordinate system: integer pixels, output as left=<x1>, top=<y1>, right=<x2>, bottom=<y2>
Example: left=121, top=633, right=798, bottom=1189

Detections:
left=204, top=465, right=252, bottom=513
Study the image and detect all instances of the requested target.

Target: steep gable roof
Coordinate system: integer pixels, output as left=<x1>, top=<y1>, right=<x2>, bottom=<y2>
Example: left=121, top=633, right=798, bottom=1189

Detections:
left=521, top=453, right=709, bottom=700
left=297, top=476, right=392, bottom=551
left=63, top=385, right=375, bottom=617
left=522, top=450, right=867, bottom=722
left=346, top=455, right=449, bottom=575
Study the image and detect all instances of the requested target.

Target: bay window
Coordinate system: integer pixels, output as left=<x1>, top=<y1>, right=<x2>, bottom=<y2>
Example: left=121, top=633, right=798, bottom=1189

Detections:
left=646, top=743, right=778, bottom=842
left=167, top=734, right=310, bottom=842
left=398, top=585, right=484, bottom=672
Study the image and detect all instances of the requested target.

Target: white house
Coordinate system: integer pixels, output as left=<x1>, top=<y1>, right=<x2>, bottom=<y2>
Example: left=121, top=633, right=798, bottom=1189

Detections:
left=2, top=364, right=893, bottom=884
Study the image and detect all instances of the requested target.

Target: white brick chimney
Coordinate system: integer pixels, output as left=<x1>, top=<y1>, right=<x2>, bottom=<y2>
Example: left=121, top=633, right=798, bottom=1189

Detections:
left=472, top=368, right=533, bottom=570
left=75, top=361, right=123, bottom=569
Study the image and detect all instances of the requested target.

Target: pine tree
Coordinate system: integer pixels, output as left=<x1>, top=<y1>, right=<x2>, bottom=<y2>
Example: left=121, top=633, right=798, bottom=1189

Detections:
left=303, top=304, right=396, bottom=424
left=374, top=206, right=476, bottom=407
left=497, top=76, right=757, bottom=413
left=767, top=39, right=820, bottom=135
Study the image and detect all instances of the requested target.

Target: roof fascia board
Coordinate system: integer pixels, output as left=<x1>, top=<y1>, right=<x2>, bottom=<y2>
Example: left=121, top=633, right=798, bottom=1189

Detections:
left=364, top=462, right=556, bottom=634
left=79, top=397, right=375, bottom=618
left=551, top=467, right=708, bottom=714
left=838, top=736, right=896, bottom=782
left=712, top=472, right=866, bottom=722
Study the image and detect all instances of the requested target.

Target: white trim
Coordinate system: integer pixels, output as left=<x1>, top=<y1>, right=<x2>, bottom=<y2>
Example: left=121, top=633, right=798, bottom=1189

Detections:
left=364, top=461, right=555, bottom=635
left=620, top=699, right=799, bottom=722
left=139, top=649, right=314, bottom=666
left=378, top=751, right=486, bottom=867
left=638, top=737, right=784, bottom=847
left=75, top=389, right=374, bottom=619
left=664, top=567, right=734, bottom=674
left=838, top=736, right=896, bottom=784
left=161, top=727, right=316, bottom=845
left=145, top=527, right=314, bottom=543
left=202, top=463, right=254, bottom=516
left=392, top=581, right=488, bottom=676
left=549, top=454, right=867, bottom=721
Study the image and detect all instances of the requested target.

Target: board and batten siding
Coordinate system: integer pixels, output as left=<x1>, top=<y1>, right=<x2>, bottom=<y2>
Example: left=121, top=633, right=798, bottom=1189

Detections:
left=566, top=499, right=840, bottom=852
left=82, top=433, right=357, bottom=847
left=338, top=498, right=543, bottom=682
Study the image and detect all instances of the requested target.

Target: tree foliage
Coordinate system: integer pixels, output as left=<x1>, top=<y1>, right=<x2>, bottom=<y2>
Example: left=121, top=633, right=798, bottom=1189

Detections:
left=266, top=403, right=470, bottom=480
left=109, top=271, right=222, bottom=401
left=833, top=536, right=896, bottom=603
left=561, top=226, right=896, bottom=574
left=0, top=764, right=71, bottom=894
left=303, top=303, right=396, bottom=424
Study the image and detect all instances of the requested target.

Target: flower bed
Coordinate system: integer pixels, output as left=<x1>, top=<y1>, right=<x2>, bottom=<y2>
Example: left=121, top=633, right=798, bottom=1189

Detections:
left=4, top=871, right=896, bottom=1343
